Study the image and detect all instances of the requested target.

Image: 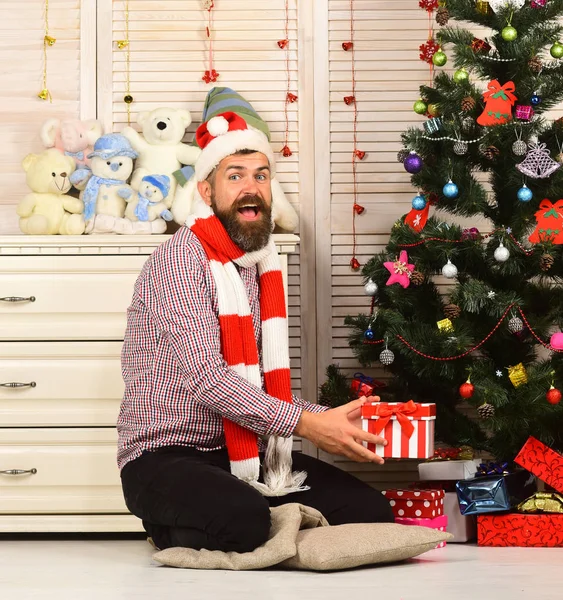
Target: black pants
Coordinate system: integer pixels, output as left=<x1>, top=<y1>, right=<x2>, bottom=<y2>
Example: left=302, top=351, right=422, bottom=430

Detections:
left=120, top=446, right=394, bottom=553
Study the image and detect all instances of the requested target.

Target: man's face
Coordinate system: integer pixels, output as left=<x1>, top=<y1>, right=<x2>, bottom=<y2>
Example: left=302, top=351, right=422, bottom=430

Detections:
left=198, top=152, right=273, bottom=252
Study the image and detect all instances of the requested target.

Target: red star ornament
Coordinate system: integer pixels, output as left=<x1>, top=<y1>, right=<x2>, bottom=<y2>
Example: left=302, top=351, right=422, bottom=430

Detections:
left=384, top=250, right=415, bottom=288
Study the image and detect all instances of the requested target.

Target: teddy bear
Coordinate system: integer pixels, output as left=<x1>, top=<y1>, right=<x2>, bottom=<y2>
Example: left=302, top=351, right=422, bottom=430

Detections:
left=112, top=174, right=172, bottom=235
left=40, top=118, right=103, bottom=170
left=70, top=133, right=138, bottom=234
left=121, top=107, right=201, bottom=206
left=17, top=148, right=85, bottom=235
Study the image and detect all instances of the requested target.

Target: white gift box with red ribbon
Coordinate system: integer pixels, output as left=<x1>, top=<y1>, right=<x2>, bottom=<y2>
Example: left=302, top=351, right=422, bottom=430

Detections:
left=361, top=401, right=436, bottom=459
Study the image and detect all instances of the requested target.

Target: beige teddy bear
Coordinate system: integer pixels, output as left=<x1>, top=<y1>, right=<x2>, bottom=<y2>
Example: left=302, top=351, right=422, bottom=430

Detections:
left=17, top=149, right=85, bottom=235
left=122, top=107, right=201, bottom=207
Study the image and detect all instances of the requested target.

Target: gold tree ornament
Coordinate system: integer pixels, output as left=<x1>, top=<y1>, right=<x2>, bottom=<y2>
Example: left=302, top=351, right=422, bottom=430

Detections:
left=508, top=363, right=528, bottom=388
left=39, top=0, right=54, bottom=102
left=119, top=0, right=133, bottom=124
left=437, top=318, right=454, bottom=333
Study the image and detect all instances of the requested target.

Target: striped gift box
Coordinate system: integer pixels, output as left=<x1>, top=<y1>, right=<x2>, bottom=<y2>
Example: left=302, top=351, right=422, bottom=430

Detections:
left=361, top=401, right=436, bottom=459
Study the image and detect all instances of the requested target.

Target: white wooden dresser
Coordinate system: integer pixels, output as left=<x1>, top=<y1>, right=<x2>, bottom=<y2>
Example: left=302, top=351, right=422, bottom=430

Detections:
left=0, top=233, right=298, bottom=533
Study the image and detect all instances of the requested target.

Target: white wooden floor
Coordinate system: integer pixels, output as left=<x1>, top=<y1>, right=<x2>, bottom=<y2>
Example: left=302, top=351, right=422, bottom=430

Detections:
left=0, top=537, right=561, bottom=600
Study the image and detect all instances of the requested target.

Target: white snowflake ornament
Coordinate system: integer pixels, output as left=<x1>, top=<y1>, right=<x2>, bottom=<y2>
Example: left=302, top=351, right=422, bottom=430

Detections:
left=489, top=0, right=525, bottom=12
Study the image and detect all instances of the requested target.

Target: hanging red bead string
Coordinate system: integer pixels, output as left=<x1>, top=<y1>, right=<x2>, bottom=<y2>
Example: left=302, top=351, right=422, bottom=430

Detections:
left=279, top=0, right=294, bottom=158
left=364, top=303, right=563, bottom=358
left=202, top=1, right=219, bottom=83
left=343, top=0, right=366, bottom=271
left=419, top=0, right=439, bottom=89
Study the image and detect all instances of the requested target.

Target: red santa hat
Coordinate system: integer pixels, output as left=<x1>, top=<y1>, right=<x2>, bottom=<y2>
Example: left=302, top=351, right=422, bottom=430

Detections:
left=194, top=111, right=276, bottom=182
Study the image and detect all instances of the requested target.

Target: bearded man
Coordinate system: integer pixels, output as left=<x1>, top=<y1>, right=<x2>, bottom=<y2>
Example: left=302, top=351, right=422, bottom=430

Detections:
left=117, top=101, right=393, bottom=553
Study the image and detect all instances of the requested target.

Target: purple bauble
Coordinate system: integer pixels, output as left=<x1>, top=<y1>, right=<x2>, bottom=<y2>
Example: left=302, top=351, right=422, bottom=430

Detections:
left=404, top=152, right=423, bottom=174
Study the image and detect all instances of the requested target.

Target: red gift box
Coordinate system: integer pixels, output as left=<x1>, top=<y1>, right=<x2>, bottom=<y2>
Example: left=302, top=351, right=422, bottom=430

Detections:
left=478, top=514, right=563, bottom=547
left=395, top=514, right=448, bottom=548
left=514, top=436, right=563, bottom=495
left=515, top=104, right=534, bottom=121
left=361, top=401, right=436, bottom=459
left=350, top=372, right=386, bottom=399
left=382, top=489, right=444, bottom=519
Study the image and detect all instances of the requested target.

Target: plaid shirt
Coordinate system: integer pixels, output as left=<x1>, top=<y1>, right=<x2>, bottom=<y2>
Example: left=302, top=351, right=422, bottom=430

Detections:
left=117, top=227, right=326, bottom=471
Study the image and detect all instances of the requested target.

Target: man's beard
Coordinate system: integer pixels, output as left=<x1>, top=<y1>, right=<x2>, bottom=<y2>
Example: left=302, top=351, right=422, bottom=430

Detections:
left=211, top=193, right=272, bottom=253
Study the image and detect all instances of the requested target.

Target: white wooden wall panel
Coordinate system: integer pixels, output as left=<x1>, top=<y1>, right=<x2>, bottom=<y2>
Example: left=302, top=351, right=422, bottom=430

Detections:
left=96, top=0, right=307, bottom=397
left=0, top=0, right=95, bottom=235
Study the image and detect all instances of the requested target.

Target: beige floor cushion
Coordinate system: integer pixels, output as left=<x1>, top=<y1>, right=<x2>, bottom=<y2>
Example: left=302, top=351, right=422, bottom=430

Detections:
left=153, top=503, right=452, bottom=572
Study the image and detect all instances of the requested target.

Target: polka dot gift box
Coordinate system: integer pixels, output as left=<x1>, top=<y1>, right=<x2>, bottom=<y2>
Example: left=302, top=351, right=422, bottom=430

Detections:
left=382, top=489, right=445, bottom=519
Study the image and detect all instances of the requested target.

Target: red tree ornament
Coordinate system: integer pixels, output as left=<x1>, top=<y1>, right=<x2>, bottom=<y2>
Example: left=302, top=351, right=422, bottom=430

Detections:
left=342, top=42, right=353, bottom=51
left=405, top=202, right=430, bottom=232
left=354, top=150, right=366, bottom=160
left=529, top=199, right=563, bottom=244
left=477, top=80, right=517, bottom=126
left=280, top=145, right=293, bottom=157
left=344, top=95, right=356, bottom=105
left=471, top=38, right=492, bottom=53
left=350, top=257, right=361, bottom=271
left=278, top=39, right=289, bottom=49
left=353, top=203, right=365, bottom=215
left=459, top=378, right=475, bottom=399
left=286, top=93, right=298, bottom=103
left=419, top=39, right=440, bottom=64
left=546, top=386, right=562, bottom=405
left=419, top=0, right=439, bottom=11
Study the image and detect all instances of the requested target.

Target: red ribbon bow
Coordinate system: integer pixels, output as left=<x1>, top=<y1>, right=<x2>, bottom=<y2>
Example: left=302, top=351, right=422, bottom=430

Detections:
left=483, top=80, right=517, bottom=105
left=371, top=400, right=418, bottom=439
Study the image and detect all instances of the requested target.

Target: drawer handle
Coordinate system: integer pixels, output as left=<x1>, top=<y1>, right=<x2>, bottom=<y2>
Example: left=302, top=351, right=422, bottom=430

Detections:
left=0, top=381, right=37, bottom=388
left=0, top=469, right=38, bottom=476
left=0, top=296, right=36, bottom=303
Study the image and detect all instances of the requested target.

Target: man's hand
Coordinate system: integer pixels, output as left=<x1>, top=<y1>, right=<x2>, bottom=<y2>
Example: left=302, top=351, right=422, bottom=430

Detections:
left=294, top=397, right=386, bottom=464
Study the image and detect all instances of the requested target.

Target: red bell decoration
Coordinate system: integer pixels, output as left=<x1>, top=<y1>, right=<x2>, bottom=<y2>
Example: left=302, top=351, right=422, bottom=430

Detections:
left=354, top=150, right=366, bottom=160
left=342, top=42, right=353, bottom=51
left=344, top=96, right=356, bottom=105
left=353, top=203, right=365, bottom=215
left=278, top=39, right=289, bottom=49
left=280, top=145, right=293, bottom=157
left=286, top=93, right=298, bottom=103
left=459, top=378, right=475, bottom=399
left=202, top=69, right=219, bottom=83
left=546, top=385, right=562, bottom=405
left=350, top=257, right=361, bottom=271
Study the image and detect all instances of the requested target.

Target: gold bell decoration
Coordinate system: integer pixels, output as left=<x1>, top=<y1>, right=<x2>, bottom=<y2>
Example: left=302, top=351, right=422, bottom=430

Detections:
left=116, top=40, right=129, bottom=50
left=508, top=363, right=528, bottom=388
left=476, top=1, right=492, bottom=15
left=37, top=89, right=51, bottom=102
left=437, top=318, right=454, bottom=333
left=44, top=35, right=56, bottom=46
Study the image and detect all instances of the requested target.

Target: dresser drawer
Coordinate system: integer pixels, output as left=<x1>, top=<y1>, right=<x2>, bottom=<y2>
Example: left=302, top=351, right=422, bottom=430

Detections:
left=0, top=428, right=128, bottom=514
left=0, top=342, right=124, bottom=427
left=0, top=255, right=148, bottom=340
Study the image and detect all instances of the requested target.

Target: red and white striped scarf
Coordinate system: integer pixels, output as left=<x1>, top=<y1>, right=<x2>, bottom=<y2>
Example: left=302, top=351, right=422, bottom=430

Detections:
left=187, top=203, right=308, bottom=496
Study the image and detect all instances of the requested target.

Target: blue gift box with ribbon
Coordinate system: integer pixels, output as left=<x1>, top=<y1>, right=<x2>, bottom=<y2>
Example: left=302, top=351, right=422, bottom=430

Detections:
left=456, top=467, right=537, bottom=516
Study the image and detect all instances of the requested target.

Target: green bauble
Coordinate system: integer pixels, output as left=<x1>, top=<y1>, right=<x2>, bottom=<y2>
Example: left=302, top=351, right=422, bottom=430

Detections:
left=501, top=26, right=517, bottom=42
left=413, top=99, right=428, bottom=115
left=453, top=68, right=469, bottom=84
left=432, top=50, right=447, bottom=67
left=551, top=42, right=563, bottom=58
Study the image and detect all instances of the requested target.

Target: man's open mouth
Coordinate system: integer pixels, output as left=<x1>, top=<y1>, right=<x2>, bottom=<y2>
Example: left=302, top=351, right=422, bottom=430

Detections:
left=237, top=204, right=262, bottom=221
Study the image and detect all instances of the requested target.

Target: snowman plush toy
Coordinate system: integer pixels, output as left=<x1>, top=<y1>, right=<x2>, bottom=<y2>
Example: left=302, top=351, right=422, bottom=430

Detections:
left=71, top=133, right=138, bottom=233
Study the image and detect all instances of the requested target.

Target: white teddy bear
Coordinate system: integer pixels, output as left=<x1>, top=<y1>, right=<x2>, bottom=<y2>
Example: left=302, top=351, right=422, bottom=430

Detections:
left=70, top=133, right=137, bottom=234
left=17, top=149, right=85, bottom=235
left=122, top=107, right=201, bottom=206
left=115, top=174, right=172, bottom=235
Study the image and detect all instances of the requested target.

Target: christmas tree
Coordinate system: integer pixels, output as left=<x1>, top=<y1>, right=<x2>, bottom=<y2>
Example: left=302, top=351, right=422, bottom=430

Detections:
left=345, top=0, right=563, bottom=461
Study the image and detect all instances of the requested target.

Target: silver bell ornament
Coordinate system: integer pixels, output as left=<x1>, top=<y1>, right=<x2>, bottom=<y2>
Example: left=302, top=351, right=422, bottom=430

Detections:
left=508, top=316, right=524, bottom=334
left=442, top=259, right=458, bottom=279
left=379, top=348, right=395, bottom=366
left=494, top=241, right=510, bottom=262
left=364, top=279, right=378, bottom=296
